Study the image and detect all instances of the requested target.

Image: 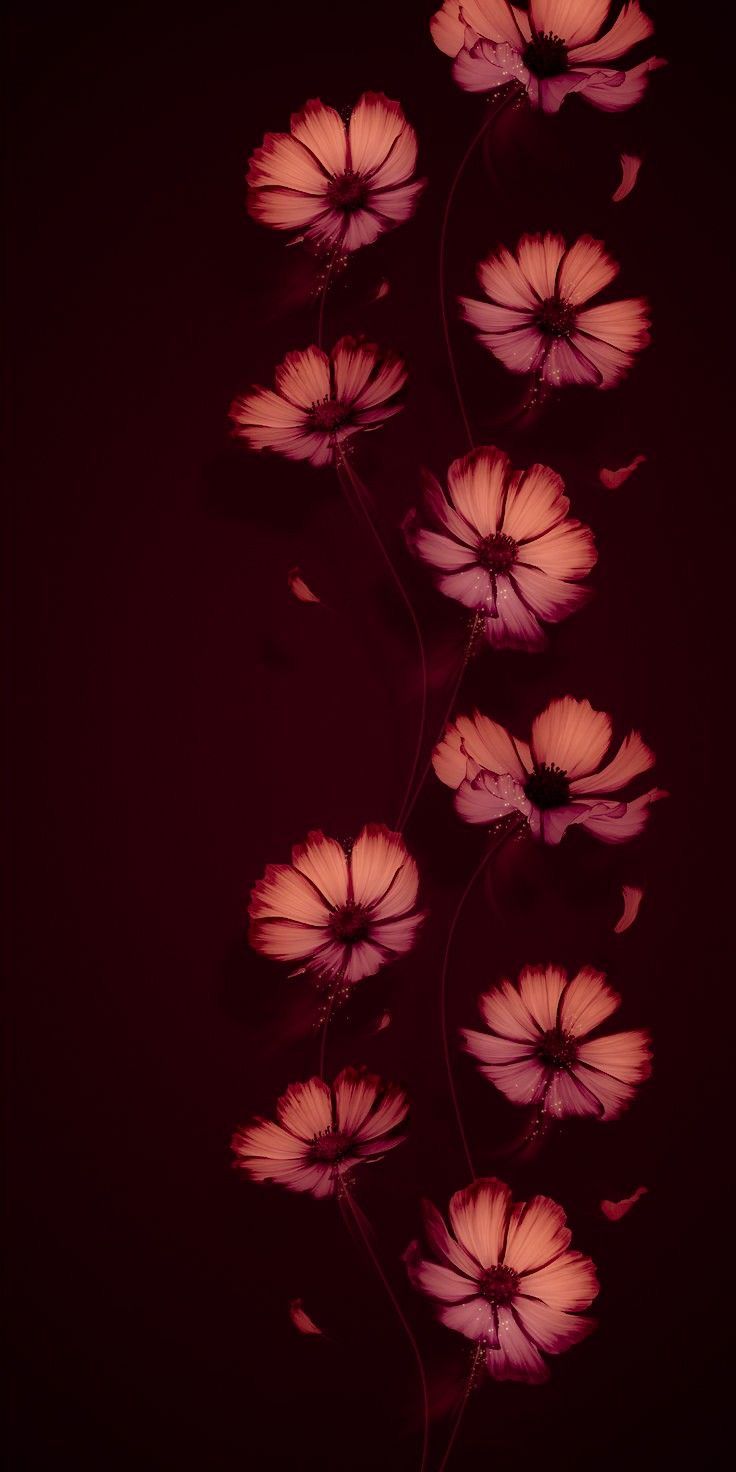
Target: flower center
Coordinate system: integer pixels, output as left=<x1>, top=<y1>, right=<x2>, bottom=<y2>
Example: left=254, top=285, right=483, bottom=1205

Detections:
left=523, top=31, right=568, bottom=79
left=309, top=1128, right=352, bottom=1164
left=327, top=171, right=368, bottom=213
left=309, top=397, right=352, bottom=434
left=539, top=1027, right=578, bottom=1069
left=524, top=762, right=570, bottom=810
left=476, top=531, right=517, bottom=574
left=536, top=297, right=576, bottom=338
left=478, top=1265, right=519, bottom=1305
left=330, top=903, right=371, bottom=944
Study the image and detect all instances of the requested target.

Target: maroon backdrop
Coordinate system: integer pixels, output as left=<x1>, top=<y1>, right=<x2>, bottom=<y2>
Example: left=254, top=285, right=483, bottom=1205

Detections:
left=5, top=1, right=728, bottom=1467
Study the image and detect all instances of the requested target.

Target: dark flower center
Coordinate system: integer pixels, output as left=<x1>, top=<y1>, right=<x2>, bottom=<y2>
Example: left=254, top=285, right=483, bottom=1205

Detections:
left=476, top=531, right=517, bottom=574
left=327, top=171, right=368, bottom=213
left=524, top=762, right=570, bottom=810
left=538, top=1027, right=578, bottom=1069
left=330, top=903, right=371, bottom=945
left=309, top=1129, right=352, bottom=1164
left=478, top=1264, right=519, bottom=1305
left=536, top=297, right=576, bottom=338
left=309, top=397, right=352, bottom=434
left=523, top=31, right=568, bottom=79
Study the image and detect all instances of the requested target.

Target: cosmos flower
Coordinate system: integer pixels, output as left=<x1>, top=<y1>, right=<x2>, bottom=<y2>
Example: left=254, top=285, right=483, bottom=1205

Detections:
left=460, top=233, right=651, bottom=389
left=232, top=1067, right=409, bottom=1199
left=248, top=823, right=424, bottom=982
left=246, top=92, right=424, bottom=251
left=405, top=1177, right=597, bottom=1382
left=431, top=0, right=664, bottom=114
left=230, top=337, right=406, bottom=467
left=433, top=695, right=665, bottom=844
left=462, top=964, right=652, bottom=1118
left=406, top=445, right=596, bottom=650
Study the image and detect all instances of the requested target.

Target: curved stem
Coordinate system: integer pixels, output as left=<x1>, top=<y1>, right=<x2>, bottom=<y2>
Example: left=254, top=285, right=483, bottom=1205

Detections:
left=335, top=450, right=428, bottom=834
left=437, top=1349, right=481, bottom=1472
left=339, top=1182, right=430, bottom=1472
left=400, top=611, right=483, bottom=831
left=439, top=86, right=520, bottom=451
left=440, top=818, right=522, bottom=1180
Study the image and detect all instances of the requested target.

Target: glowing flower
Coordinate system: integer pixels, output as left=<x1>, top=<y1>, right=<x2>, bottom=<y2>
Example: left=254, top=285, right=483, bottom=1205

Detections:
left=249, top=824, right=424, bottom=982
left=433, top=695, right=665, bottom=844
left=230, top=337, right=406, bottom=467
left=431, top=1, right=664, bottom=114
left=462, top=964, right=652, bottom=1118
left=460, top=233, right=650, bottom=389
left=232, top=1067, right=409, bottom=1199
left=407, top=445, right=596, bottom=650
left=406, top=1177, right=597, bottom=1382
left=246, top=92, right=424, bottom=251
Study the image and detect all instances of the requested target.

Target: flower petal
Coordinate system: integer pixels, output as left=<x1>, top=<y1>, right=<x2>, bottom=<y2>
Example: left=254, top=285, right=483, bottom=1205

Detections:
left=290, top=98, right=347, bottom=175
left=570, top=730, right=654, bottom=796
left=521, top=1249, right=599, bottom=1309
left=530, top=696, right=612, bottom=779
left=556, top=236, right=619, bottom=306
left=504, top=1194, right=572, bottom=1273
left=277, top=1077, right=333, bottom=1139
left=291, top=831, right=349, bottom=907
left=455, top=711, right=532, bottom=780
left=350, top=824, right=419, bottom=915
left=570, top=2, right=655, bottom=64
left=449, top=1178, right=512, bottom=1268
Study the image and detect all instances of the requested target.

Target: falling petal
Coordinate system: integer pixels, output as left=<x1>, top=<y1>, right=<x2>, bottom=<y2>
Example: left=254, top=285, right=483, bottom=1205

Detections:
left=612, top=153, right=642, bottom=203
left=288, top=566, right=321, bottom=604
left=374, top=278, right=391, bottom=301
left=372, top=1010, right=392, bottom=1033
left=614, top=884, right=644, bottom=933
left=600, top=1187, right=648, bottom=1221
left=289, top=1298, right=326, bottom=1336
left=599, top=455, right=646, bottom=489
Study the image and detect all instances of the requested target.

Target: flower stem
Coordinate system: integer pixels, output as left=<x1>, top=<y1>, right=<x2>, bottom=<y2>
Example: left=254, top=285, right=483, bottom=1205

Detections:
left=437, top=1345, right=483, bottom=1472
left=335, top=450, right=428, bottom=834
left=439, top=86, right=520, bottom=451
left=400, top=611, right=483, bottom=831
left=440, top=817, right=523, bottom=1181
left=317, top=249, right=337, bottom=351
left=318, top=981, right=340, bottom=1082
left=339, top=1182, right=430, bottom=1472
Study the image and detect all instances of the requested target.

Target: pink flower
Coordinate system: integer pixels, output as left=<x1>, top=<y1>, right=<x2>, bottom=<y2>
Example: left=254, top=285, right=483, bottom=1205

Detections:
left=246, top=92, right=424, bottom=251
left=230, top=337, right=407, bottom=467
left=407, top=445, right=596, bottom=651
left=248, top=824, right=425, bottom=983
left=460, top=233, right=651, bottom=389
left=462, top=964, right=652, bottom=1118
left=406, top=1177, right=597, bottom=1382
left=431, top=1, right=664, bottom=114
left=433, top=696, right=665, bottom=844
left=232, top=1067, right=409, bottom=1199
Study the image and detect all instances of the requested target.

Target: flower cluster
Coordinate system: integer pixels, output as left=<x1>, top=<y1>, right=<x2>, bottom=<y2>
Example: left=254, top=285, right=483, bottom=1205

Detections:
left=227, top=0, right=667, bottom=1431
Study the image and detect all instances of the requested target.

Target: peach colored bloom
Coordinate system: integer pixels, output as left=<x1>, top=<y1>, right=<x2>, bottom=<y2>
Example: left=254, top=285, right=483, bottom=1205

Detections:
left=230, top=337, right=406, bottom=467
left=232, top=1067, right=408, bottom=1199
left=431, top=1, right=664, bottom=114
left=460, top=233, right=651, bottom=388
left=407, top=445, right=596, bottom=650
left=406, top=1177, right=597, bottom=1382
left=462, top=964, right=652, bottom=1118
left=249, top=824, right=424, bottom=983
left=433, top=696, right=665, bottom=844
left=247, top=93, right=424, bottom=251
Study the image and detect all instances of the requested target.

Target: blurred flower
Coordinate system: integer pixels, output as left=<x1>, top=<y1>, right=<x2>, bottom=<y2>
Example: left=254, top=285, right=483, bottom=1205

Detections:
left=431, top=1, right=663, bottom=114
left=247, top=93, right=424, bottom=251
left=405, top=1177, right=597, bottom=1382
left=406, top=445, right=596, bottom=650
left=460, top=233, right=651, bottom=389
left=433, top=696, right=665, bottom=844
left=230, top=337, right=406, bottom=467
left=232, top=1067, right=409, bottom=1198
left=462, top=964, right=652, bottom=1118
left=249, top=823, right=424, bottom=982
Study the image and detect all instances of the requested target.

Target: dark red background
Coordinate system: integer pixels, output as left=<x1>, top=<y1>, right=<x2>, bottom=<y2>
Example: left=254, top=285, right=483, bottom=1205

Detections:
left=5, top=2, right=729, bottom=1467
